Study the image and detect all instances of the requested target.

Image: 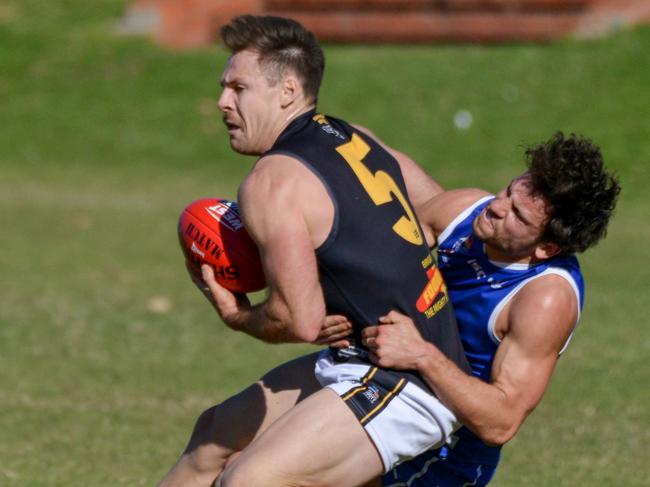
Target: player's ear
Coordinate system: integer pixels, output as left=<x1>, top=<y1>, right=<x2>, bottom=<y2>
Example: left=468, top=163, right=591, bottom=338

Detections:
left=534, top=241, right=561, bottom=260
left=280, top=75, right=301, bottom=108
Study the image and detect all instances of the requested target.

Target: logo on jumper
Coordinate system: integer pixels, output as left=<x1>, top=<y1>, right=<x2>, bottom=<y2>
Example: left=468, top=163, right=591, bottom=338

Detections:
left=363, top=385, right=381, bottom=404
left=440, top=235, right=473, bottom=257
left=206, top=201, right=244, bottom=232
left=468, top=258, right=502, bottom=289
left=452, top=235, right=473, bottom=253
left=313, top=113, right=346, bottom=140
left=416, top=266, right=449, bottom=318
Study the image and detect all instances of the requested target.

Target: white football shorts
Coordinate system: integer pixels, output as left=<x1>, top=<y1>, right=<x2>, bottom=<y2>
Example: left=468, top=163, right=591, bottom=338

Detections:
left=314, top=349, right=460, bottom=472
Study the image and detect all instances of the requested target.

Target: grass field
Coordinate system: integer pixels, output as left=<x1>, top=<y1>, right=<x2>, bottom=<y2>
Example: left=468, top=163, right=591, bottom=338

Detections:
left=1, top=1, right=649, bottom=485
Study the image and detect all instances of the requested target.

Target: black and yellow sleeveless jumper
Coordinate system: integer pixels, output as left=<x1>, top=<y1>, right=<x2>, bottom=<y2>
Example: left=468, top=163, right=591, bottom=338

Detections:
left=266, top=110, right=470, bottom=388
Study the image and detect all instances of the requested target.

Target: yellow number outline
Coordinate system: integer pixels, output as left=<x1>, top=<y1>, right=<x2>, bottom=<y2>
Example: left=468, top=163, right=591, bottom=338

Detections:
left=337, top=134, right=423, bottom=245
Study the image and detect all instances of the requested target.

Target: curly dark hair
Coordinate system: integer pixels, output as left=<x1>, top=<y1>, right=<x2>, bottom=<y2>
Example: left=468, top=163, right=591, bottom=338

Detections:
left=220, top=15, right=325, bottom=104
left=526, top=132, right=620, bottom=255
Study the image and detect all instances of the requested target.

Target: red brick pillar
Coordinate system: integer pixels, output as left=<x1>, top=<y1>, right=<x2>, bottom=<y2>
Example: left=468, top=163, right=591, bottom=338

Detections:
left=123, top=0, right=264, bottom=48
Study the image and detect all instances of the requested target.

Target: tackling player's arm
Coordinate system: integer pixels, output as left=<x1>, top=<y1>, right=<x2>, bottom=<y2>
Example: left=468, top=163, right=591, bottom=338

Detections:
left=362, top=275, right=578, bottom=446
left=414, top=188, right=491, bottom=246
left=201, top=154, right=327, bottom=344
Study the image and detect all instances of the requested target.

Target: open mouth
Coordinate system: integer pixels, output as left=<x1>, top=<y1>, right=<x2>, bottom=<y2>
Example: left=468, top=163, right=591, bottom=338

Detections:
left=223, top=118, right=241, bottom=134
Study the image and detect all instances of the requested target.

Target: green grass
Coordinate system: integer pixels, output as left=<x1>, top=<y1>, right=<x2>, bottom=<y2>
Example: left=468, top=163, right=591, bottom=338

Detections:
left=1, top=1, right=649, bottom=485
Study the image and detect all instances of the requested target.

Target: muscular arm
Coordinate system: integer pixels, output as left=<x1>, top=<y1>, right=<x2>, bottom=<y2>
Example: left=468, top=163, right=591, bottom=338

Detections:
left=215, top=155, right=327, bottom=344
left=363, top=275, right=578, bottom=446
left=414, top=188, right=490, bottom=246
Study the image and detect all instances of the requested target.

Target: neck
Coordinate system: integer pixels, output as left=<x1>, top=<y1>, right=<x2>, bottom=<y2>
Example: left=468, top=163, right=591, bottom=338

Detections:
left=261, top=102, right=315, bottom=153
left=282, top=102, right=315, bottom=128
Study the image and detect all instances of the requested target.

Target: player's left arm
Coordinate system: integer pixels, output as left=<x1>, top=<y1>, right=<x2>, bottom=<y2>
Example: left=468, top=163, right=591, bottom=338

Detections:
left=363, top=275, right=578, bottom=446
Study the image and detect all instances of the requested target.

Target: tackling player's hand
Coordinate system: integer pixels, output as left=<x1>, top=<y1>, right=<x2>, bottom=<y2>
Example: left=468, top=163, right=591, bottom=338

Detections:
left=186, top=261, right=252, bottom=330
left=313, top=315, right=353, bottom=347
left=362, top=310, right=430, bottom=370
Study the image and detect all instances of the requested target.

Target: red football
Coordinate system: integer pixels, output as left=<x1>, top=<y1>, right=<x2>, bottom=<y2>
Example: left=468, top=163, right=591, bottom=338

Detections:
left=178, top=198, right=266, bottom=293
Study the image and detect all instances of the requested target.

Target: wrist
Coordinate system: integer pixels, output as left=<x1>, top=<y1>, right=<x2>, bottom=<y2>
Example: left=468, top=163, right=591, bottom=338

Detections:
left=223, top=308, right=251, bottom=332
left=414, top=342, right=442, bottom=373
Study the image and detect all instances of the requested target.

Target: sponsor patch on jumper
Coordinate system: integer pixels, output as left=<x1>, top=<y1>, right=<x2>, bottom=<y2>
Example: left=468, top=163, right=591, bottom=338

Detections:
left=416, top=266, right=449, bottom=318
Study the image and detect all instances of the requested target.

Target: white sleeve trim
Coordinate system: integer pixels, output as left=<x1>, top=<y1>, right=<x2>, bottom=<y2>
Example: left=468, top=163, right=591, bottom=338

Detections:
left=487, top=268, right=582, bottom=354
left=437, top=196, right=494, bottom=247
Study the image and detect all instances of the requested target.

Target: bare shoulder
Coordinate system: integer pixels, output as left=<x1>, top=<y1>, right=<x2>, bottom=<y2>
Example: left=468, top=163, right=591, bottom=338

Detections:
left=239, top=153, right=334, bottom=247
left=507, top=273, right=579, bottom=351
left=514, top=273, right=578, bottom=312
left=242, top=153, right=303, bottom=185
left=420, top=188, right=491, bottom=240
left=240, top=154, right=318, bottom=204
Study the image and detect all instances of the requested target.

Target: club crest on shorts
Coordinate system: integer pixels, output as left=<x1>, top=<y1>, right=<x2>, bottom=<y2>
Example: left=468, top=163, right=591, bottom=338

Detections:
left=363, top=385, right=381, bottom=404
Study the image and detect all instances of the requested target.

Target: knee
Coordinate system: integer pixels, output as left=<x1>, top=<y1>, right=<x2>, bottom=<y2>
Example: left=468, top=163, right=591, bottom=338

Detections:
left=183, top=406, right=227, bottom=473
left=186, top=406, right=219, bottom=450
left=221, top=459, right=308, bottom=487
left=193, top=406, right=219, bottom=437
left=217, top=458, right=284, bottom=487
left=218, top=463, right=251, bottom=487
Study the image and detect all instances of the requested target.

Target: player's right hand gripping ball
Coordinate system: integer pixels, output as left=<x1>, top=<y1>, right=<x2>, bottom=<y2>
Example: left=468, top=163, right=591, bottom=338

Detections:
left=178, top=198, right=266, bottom=293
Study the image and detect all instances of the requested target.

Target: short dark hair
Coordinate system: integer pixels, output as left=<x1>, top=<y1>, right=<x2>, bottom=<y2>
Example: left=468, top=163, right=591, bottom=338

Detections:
left=220, top=15, right=325, bottom=104
left=526, top=132, right=620, bottom=255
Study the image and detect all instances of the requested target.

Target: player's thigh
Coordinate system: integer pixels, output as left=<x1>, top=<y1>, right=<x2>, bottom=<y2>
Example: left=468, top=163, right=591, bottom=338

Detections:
left=254, top=350, right=323, bottom=440
left=189, top=351, right=322, bottom=452
left=221, top=387, right=384, bottom=487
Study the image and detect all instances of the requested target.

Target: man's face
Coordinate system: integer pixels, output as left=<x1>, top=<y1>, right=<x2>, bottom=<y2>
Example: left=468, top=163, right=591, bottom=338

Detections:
left=472, top=174, right=552, bottom=263
left=217, top=49, right=285, bottom=155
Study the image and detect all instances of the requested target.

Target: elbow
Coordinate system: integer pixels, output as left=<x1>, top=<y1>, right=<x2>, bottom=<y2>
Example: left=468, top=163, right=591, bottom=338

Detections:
left=477, top=428, right=516, bottom=447
left=292, top=322, right=321, bottom=343
left=467, top=401, right=529, bottom=447
left=290, top=310, right=324, bottom=343
left=266, top=291, right=324, bottom=343
left=469, top=416, right=522, bottom=447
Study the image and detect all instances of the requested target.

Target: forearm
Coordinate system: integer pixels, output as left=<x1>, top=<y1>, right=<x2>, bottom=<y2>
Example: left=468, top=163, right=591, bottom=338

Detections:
left=416, top=344, right=522, bottom=446
left=226, top=301, right=311, bottom=344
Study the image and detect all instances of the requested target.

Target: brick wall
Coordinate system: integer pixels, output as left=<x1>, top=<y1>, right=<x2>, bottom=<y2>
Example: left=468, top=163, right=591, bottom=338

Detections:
left=119, top=0, right=650, bottom=48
